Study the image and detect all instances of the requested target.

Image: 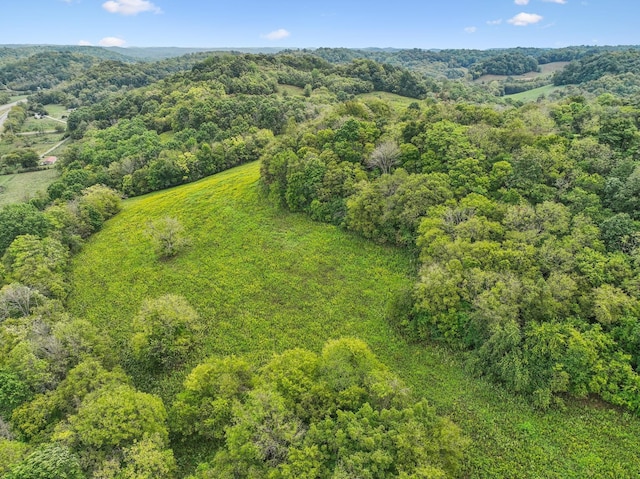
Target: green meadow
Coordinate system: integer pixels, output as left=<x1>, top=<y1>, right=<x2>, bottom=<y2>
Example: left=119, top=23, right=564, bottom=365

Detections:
left=68, top=161, right=640, bottom=478
left=0, top=168, right=58, bottom=206
left=506, top=84, right=567, bottom=102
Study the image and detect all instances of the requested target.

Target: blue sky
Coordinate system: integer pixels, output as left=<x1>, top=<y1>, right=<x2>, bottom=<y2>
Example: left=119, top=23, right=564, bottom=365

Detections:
left=1, top=0, right=637, bottom=49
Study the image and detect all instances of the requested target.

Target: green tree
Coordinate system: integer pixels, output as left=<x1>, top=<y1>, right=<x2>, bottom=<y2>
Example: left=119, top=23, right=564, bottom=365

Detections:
left=116, top=434, right=176, bottom=479
left=55, top=384, right=169, bottom=467
left=0, top=204, right=50, bottom=256
left=5, top=443, right=84, bottom=479
left=0, top=440, right=29, bottom=477
left=170, top=356, right=254, bottom=443
left=2, top=235, right=69, bottom=299
left=131, top=294, right=202, bottom=369
left=189, top=339, right=467, bottom=478
left=11, top=358, right=129, bottom=442
left=146, top=216, right=190, bottom=259
left=0, top=371, right=31, bottom=420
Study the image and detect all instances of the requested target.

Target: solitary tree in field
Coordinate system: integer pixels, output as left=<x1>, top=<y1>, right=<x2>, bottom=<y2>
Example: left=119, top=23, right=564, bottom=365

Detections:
left=146, top=216, right=190, bottom=259
left=366, top=140, right=401, bottom=175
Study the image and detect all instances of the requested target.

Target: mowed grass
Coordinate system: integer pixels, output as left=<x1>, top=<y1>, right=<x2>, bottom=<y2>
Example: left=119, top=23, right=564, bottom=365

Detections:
left=0, top=168, right=58, bottom=206
left=43, top=104, right=71, bottom=120
left=67, top=161, right=640, bottom=478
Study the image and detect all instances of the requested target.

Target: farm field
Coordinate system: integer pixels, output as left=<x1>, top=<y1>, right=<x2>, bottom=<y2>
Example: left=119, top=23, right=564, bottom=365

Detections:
left=68, top=161, right=640, bottom=478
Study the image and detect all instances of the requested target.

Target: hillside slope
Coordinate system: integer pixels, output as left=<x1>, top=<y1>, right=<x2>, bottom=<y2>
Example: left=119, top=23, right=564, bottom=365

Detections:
left=67, top=161, right=640, bottom=478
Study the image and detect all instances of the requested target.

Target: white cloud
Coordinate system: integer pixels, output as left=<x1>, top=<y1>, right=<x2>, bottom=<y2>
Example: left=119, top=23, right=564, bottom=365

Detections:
left=102, top=0, right=161, bottom=15
left=508, top=12, right=544, bottom=26
left=99, top=36, right=126, bottom=47
left=78, top=40, right=93, bottom=46
left=487, top=19, right=503, bottom=25
left=515, top=0, right=530, bottom=5
left=464, top=26, right=477, bottom=34
left=543, top=0, right=568, bottom=3
left=262, top=29, right=291, bottom=41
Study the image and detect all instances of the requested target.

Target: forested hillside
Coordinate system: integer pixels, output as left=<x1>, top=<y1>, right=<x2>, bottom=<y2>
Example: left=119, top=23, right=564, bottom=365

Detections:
left=261, top=90, right=640, bottom=411
left=3, top=46, right=640, bottom=478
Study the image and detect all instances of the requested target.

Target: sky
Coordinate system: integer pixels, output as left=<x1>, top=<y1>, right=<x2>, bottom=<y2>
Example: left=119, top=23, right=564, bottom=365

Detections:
left=1, top=0, right=638, bottom=50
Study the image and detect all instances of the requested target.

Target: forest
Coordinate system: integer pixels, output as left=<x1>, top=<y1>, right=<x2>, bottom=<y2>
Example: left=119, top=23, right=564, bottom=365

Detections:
left=2, top=44, right=640, bottom=477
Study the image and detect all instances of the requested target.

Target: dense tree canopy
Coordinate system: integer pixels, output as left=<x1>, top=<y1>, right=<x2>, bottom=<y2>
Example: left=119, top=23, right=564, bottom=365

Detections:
left=175, top=339, right=467, bottom=478
left=261, top=90, right=640, bottom=411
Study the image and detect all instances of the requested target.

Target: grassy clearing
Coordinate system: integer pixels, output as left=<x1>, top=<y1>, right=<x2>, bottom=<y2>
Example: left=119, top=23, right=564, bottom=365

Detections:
left=507, top=84, right=567, bottom=102
left=476, top=61, right=569, bottom=83
left=0, top=168, right=58, bottom=206
left=67, top=161, right=640, bottom=478
left=21, top=117, right=65, bottom=133
left=44, top=104, right=71, bottom=120
left=8, top=94, right=28, bottom=103
left=0, top=132, right=68, bottom=157
left=277, top=84, right=305, bottom=96
left=357, top=91, right=418, bottom=110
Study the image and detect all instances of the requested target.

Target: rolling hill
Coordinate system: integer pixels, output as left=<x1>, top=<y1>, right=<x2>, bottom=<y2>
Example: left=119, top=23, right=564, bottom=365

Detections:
left=67, top=161, right=640, bottom=478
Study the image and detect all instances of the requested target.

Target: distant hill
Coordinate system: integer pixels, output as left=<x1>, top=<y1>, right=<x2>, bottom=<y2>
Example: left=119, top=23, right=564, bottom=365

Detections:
left=554, top=49, right=640, bottom=85
left=0, top=44, right=136, bottom=64
left=0, top=51, right=106, bottom=91
left=106, top=46, right=287, bottom=61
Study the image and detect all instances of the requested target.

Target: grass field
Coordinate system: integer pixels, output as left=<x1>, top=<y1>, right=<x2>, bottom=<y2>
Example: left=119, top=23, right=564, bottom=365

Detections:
left=357, top=91, right=419, bottom=110
left=67, top=161, right=640, bottom=478
left=0, top=168, right=58, bottom=206
left=277, top=84, right=305, bottom=96
left=0, top=132, right=67, bottom=157
left=476, top=61, right=569, bottom=83
left=44, top=104, right=71, bottom=120
left=21, top=117, right=65, bottom=133
left=506, top=84, right=568, bottom=102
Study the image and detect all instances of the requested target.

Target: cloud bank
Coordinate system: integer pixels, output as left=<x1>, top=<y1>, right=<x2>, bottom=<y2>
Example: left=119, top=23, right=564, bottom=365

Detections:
left=99, top=36, right=126, bottom=47
left=102, top=0, right=162, bottom=15
left=262, top=29, right=291, bottom=41
left=508, top=12, right=544, bottom=26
